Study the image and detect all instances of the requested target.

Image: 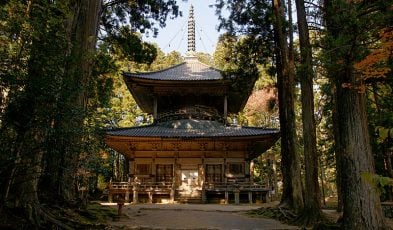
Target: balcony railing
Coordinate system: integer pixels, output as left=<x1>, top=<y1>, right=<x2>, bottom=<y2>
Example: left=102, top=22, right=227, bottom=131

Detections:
left=157, top=105, right=224, bottom=122
left=204, top=182, right=270, bottom=192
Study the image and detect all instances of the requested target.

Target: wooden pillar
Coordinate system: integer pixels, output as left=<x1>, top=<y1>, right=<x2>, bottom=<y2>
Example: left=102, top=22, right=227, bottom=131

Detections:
left=223, top=95, right=227, bottom=123
left=153, top=97, right=158, bottom=121
left=202, top=189, right=207, bottom=203
left=170, top=181, right=175, bottom=203
left=148, top=189, right=153, bottom=203
left=133, top=184, right=139, bottom=204
left=234, top=189, right=240, bottom=205
left=125, top=177, right=131, bottom=203
left=108, top=180, right=113, bottom=203
left=125, top=190, right=130, bottom=203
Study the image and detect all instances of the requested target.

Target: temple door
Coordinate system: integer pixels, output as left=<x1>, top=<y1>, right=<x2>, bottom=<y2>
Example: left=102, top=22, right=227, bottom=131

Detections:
left=180, top=169, right=199, bottom=196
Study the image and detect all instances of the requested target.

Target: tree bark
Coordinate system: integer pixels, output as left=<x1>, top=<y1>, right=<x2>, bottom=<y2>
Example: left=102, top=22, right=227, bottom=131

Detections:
left=332, top=87, right=343, bottom=212
left=295, top=0, right=322, bottom=223
left=273, top=0, right=304, bottom=213
left=57, top=0, right=102, bottom=202
left=336, top=71, right=385, bottom=229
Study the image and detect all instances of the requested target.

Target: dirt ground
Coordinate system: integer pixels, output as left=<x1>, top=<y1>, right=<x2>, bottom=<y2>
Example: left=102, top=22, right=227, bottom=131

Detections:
left=105, top=202, right=300, bottom=230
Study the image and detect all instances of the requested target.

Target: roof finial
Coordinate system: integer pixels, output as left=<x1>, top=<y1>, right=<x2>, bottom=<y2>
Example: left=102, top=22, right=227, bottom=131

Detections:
left=187, top=4, right=196, bottom=55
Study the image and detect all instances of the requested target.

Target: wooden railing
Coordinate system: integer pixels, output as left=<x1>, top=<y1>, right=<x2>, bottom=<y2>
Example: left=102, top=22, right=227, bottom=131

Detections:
left=157, top=105, right=223, bottom=122
left=204, top=182, right=270, bottom=192
left=139, top=182, right=173, bottom=192
left=109, top=182, right=132, bottom=190
left=107, top=181, right=271, bottom=204
left=109, top=181, right=269, bottom=192
left=109, top=181, right=173, bottom=192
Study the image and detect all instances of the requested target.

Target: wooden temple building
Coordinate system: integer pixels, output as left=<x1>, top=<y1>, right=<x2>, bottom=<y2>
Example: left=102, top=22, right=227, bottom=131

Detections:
left=105, top=5, right=280, bottom=204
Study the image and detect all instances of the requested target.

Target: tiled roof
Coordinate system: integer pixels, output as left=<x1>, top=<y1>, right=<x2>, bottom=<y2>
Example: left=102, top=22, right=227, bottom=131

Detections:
left=124, top=56, right=223, bottom=81
left=106, top=119, right=279, bottom=138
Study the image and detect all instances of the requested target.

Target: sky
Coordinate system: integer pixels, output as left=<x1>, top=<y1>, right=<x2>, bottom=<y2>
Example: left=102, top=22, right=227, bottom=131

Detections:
left=143, top=0, right=224, bottom=55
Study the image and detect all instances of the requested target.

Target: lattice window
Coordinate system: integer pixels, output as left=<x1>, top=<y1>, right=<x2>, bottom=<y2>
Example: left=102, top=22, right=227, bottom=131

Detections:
left=156, top=164, right=173, bottom=182
left=135, top=164, right=151, bottom=175
left=206, top=164, right=222, bottom=183
left=227, top=163, right=244, bottom=176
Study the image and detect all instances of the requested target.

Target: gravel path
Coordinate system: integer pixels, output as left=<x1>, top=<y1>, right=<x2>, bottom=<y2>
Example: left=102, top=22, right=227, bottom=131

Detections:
left=108, top=203, right=299, bottom=230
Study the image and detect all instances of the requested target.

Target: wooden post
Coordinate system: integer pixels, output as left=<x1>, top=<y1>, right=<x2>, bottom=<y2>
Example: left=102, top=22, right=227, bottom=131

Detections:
left=133, top=184, right=139, bottom=204
left=248, top=191, right=253, bottom=205
left=202, top=186, right=207, bottom=203
left=125, top=190, right=130, bottom=203
left=170, top=181, right=175, bottom=203
left=125, top=177, right=131, bottom=202
left=148, top=189, right=153, bottom=203
left=223, top=96, right=227, bottom=123
left=108, top=179, right=113, bottom=203
left=234, top=188, right=240, bottom=205
left=153, top=97, right=158, bottom=121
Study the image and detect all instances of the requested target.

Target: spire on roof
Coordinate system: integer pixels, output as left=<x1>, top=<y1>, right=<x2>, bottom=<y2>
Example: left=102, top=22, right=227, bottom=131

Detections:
left=187, top=5, right=196, bottom=55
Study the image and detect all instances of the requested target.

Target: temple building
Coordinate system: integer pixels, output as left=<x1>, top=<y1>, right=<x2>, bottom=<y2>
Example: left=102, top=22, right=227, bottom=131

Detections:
left=105, top=5, right=280, bottom=204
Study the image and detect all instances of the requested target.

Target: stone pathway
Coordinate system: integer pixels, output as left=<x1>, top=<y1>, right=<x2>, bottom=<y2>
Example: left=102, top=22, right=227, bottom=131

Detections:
left=107, top=203, right=299, bottom=230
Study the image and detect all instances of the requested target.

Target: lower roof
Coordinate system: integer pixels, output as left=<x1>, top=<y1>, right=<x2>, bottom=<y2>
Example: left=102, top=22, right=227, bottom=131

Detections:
left=106, top=119, right=279, bottom=139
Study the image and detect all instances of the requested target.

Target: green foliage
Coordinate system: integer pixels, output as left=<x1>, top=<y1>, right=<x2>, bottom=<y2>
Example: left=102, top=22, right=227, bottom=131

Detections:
left=361, top=172, right=393, bottom=194
left=215, top=0, right=274, bottom=54
left=101, top=0, right=180, bottom=37
left=110, top=27, right=157, bottom=64
left=196, top=52, right=214, bottom=66
left=375, top=126, right=393, bottom=143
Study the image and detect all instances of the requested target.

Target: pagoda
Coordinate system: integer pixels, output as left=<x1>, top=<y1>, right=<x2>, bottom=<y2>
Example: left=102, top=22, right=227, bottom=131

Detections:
left=105, top=5, right=280, bottom=204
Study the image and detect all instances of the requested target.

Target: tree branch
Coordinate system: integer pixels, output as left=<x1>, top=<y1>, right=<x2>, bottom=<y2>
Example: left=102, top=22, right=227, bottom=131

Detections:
left=102, top=0, right=128, bottom=10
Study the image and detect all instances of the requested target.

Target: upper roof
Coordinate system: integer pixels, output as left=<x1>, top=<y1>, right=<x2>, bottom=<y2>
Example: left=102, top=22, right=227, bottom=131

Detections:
left=124, top=56, right=223, bottom=81
left=123, top=57, right=255, bottom=115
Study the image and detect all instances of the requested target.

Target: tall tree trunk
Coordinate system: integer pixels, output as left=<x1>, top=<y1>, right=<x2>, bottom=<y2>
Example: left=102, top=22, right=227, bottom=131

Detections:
left=273, top=0, right=304, bottom=213
left=42, top=0, right=102, bottom=203
left=331, top=84, right=343, bottom=212
left=295, top=0, right=322, bottom=224
left=336, top=70, right=385, bottom=229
